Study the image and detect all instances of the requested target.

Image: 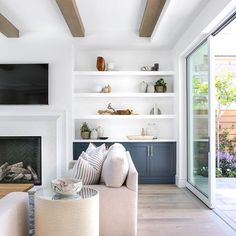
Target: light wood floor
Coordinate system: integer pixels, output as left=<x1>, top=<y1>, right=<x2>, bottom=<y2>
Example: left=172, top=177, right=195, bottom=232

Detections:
left=138, top=185, right=236, bottom=236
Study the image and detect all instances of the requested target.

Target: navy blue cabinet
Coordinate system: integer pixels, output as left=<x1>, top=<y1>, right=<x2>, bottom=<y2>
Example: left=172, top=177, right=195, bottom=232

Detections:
left=73, top=142, right=176, bottom=184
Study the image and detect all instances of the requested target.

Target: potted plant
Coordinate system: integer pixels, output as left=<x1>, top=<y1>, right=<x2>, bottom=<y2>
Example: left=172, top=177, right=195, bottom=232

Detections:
left=155, top=78, right=167, bottom=93
left=80, top=122, right=91, bottom=139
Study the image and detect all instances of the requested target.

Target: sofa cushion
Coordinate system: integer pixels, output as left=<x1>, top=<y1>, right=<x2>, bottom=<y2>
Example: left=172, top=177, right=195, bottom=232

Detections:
left=72, top=152, right=100, bottom=184
left=102, top=144, right=129, bottom=187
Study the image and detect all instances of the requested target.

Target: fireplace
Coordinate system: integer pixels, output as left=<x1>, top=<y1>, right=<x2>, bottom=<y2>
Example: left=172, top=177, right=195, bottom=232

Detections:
left=0, top=137, right=41, bottom=185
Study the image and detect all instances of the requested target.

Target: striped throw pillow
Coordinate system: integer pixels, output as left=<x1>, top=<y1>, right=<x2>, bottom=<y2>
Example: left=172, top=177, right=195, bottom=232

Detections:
left=72, top=152, right=100, bottom=184
left=86, top=149, right=105, bottom=172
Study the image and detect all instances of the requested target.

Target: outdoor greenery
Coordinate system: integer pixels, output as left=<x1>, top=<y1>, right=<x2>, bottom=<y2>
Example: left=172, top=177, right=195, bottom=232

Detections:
left=195, top=69, right=236, bottom=178
left=215, top=69, right=236, bottom=170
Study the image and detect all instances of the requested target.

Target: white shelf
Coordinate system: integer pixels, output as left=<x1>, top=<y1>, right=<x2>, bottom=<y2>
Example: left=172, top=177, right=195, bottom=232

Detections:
left=73, top=139, right=176, bottom=143
left=73, top=71, right=174, bottom=76
left=73, top=115, right=175, bottom=120
left=73, top=93, right=175, bottom=98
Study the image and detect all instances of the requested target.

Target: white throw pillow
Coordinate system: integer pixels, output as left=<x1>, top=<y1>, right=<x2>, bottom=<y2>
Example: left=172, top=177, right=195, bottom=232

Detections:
left=86, top=143, right=107, bottom=158
left=102, top=144, right=129, bottom=187
left=72, top=151, right=100, bottom=184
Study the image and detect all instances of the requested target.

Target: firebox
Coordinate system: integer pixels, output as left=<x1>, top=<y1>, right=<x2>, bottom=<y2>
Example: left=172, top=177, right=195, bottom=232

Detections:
left=0, top=136, right=41, bottom=185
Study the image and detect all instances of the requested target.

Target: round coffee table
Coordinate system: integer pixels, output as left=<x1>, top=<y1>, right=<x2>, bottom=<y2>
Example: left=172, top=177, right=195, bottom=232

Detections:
left=35, top=187, right=99, bottom=236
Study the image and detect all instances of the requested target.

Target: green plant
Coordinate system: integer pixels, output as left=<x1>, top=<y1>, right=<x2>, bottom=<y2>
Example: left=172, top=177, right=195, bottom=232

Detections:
left=155, top=78, right=167, bottom=91
left=216, top=168, right=222, bottom=177
left=219, top=129, right=236, bottom=155
left=80, top=122, right=90, bottom=132
left=198, top=166, right=208, bottom=177
left=193, top=78, right=208, bottom=95
left=226, top=169, right=236, bottom=177
left=215, top=69, right=236, bottom=167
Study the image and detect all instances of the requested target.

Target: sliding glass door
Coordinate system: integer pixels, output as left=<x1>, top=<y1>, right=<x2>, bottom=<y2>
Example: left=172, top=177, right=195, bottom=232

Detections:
left=186, top=37, right=215, bottom=208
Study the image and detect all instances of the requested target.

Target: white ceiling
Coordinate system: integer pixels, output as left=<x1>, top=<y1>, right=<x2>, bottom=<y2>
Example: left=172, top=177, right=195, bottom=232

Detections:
left=0, top=0, right=208, bottom=49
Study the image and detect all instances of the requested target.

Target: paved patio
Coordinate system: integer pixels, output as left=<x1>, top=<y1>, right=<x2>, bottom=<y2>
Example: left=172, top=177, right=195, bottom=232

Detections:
left=216, top=178, right=236, bottom=230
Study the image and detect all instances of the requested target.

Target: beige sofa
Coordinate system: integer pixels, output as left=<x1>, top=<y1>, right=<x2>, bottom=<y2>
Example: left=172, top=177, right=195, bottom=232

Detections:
left=0, top=192, right=29, bottom=236
left=69, top=151, right=138, bottom=236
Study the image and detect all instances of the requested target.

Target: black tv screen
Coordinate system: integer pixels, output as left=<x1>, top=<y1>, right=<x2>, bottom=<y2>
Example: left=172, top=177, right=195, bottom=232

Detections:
left=0, top=64, right=48, bottom=105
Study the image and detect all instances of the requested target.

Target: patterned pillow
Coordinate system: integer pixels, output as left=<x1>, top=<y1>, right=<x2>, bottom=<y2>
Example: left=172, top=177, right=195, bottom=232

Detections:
left=72, top=152, right=100, bottom=184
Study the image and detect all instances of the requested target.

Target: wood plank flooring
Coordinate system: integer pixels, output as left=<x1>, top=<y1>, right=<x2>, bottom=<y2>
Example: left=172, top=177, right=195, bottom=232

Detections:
left=138, top=185, right=236, bottom=236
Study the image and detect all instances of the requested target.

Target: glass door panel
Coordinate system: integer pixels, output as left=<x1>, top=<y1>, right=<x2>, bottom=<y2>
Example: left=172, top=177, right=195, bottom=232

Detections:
left=187, top=41, right=209, bottom=196
left=186, top=38, right=215, bottom=208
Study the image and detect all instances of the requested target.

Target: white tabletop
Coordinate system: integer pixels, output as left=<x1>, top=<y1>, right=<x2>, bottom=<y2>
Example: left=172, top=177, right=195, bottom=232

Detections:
left=35, top=187, right=98, bottom=201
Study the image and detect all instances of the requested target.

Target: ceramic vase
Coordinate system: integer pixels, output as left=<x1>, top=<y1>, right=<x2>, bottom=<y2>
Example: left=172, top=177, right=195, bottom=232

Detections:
left=147, top=83, right=155, bottom=93
left=140, top=81, right=147, bottom=93
left=96, top=126, right=104, bottom=138
left=96, top=57, right=106, bottom=71
left=90, top=129, right=98, bottom=139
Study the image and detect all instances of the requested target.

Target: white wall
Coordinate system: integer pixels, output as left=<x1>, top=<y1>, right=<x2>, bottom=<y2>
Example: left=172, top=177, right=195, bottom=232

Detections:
left=74, top=49, right=173, bottom=71
left=0, top=36, right=73, bottom=184
left=171, top=0, right=236, bottom=187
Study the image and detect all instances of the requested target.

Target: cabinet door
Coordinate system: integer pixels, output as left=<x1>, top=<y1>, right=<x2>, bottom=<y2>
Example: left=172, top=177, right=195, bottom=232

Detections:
left=125, top=143, right=149, bottom=179
left=149, top=143, right=176, bottom=183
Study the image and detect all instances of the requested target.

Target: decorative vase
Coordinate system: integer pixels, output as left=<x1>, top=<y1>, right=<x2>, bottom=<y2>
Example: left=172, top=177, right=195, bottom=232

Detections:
left=96, top=57, right=106, bottom=71
left=140, top=81, right=147, bottom=93
left=147, top=83, right=155, bottom=93
left=90, top=129, right=98, bottom=139
left=81, top=132, right=90, bottom=139
left=96, top=126, right=104, bottom=138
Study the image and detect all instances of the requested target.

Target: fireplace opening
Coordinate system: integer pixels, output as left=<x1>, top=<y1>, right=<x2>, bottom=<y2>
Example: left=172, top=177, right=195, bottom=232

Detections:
left=0, top=137, right=41, bottom=185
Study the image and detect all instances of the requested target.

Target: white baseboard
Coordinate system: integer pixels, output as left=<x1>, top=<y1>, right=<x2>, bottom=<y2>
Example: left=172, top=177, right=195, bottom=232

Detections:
left=175, top=175, right=186, bottom=188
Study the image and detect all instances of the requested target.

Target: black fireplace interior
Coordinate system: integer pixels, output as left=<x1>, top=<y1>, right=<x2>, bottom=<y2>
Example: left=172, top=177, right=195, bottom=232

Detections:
left=0, top=136, right=41, bottom=185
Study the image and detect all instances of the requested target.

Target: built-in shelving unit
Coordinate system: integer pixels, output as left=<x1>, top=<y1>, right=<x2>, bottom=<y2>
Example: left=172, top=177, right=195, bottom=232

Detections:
left=73, top=71, right=174, bottom=76
left=73, top=115, right=175, bottom=120
left=72, top=70, right=176, bottom=141
left=73, top=93, right=176, bottom=98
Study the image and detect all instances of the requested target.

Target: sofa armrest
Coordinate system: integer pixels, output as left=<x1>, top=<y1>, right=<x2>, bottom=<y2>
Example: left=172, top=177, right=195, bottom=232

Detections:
left=0, top=192, right=28, bottom=236
left=126, top=151, right=138, bottom=192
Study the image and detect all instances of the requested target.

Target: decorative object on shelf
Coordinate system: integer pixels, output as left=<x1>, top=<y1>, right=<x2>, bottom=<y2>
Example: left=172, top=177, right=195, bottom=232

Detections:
left=80, top=122, right=91, bottom=139
left=96, top=126, right=104, bottom=138
left=141, top=66, right=152, bottom=71
left=97, top=103, right=137, bottom=115
left=90, top=129, right=98, bottom=140
left=51, top=178, right=83, bottom=196
left=92, top=85, right=103, bottom=93
left=102, top=85, right=112, bottom=93
left=126, top=135, right=157, bottom=140
left=141, top=128, right=145, bottom=136
left=107, top=63, right=115, bottom=71
left=155, top=78, right=167, bottom=93
left=146, top=122, right=158, bottom=136
left=150, top=106, right=162, bottom=115
left=147, top=83, right=155, bottom=93
left=140, top=81, right=148, bottom=93
left=96, top=57, right=106, bottom=71
left=152, top=63, right=159, bottom=71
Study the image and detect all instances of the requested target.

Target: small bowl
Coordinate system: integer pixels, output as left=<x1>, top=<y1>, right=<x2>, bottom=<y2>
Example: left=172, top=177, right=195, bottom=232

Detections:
left=99, top=137, right=109, bottom=140
left=51, top=178, right=82, bottom=196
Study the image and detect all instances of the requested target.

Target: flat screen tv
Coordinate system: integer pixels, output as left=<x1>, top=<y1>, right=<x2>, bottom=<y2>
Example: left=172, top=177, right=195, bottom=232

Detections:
left=0, top=64, right=48, bottom=105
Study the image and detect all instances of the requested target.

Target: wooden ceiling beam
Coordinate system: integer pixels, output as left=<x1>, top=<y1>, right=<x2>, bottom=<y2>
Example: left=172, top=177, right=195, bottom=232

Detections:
left=56, top=0, right=85, bottom=37
left=0, top=14, right=19, bottom=38
left=139, top=0, right=166, bottom=37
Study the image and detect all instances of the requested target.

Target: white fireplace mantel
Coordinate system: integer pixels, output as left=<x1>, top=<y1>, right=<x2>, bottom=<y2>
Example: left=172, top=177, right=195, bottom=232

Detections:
left=0, top=108, right=68, bottom=186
